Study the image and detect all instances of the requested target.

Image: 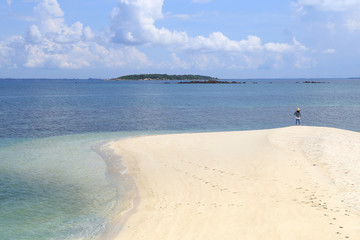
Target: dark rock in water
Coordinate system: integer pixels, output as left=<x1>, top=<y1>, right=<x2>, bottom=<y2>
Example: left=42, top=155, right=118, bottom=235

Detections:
left=303, top=81, right=328, bottom=84
left=179, top=80, right=239, bottom=84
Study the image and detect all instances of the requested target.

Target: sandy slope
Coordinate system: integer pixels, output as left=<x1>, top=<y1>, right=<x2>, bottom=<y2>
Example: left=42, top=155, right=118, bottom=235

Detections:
left=107, top=126, right=360, bottom=240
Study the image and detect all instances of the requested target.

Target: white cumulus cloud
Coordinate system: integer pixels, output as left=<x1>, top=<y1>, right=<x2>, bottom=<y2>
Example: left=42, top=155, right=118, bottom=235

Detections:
left=0, top=0, right=149, bottom=70
left=111, top=0, right=307, bottom=59
left=0, top=0, right=312, bottom=72
left=111, top=0, right=165, bottom=44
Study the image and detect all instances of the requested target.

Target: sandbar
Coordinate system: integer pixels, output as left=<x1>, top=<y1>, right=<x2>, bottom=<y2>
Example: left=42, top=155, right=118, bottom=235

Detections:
left=106, top=126, right=360, bottom=239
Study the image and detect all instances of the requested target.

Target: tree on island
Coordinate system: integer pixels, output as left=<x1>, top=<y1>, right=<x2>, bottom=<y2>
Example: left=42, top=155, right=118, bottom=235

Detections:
left=110, top=74, right=217, bottom=81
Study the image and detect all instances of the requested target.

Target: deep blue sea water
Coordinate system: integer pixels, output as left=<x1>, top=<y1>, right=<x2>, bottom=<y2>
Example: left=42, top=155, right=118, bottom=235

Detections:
left=0, top=78, right=359, bottom=240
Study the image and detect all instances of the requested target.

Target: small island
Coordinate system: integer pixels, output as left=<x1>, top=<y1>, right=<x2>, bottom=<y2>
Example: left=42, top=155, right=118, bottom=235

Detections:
left=109, top=74, right=218, bottom=81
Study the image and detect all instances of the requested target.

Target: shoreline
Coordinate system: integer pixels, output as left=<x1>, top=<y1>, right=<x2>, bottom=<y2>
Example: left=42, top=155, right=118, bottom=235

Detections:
left=93, top=141, right=139, bottom=240
left=106, top=126, right=360, bottom=239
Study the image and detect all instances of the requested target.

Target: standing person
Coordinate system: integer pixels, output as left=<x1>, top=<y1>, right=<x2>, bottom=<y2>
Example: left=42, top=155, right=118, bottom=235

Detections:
left=294, top=108, right=301, bottom=125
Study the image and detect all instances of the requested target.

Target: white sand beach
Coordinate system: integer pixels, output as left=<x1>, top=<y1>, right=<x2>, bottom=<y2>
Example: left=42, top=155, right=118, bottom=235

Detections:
left=106, top=126, right=360, bottom=240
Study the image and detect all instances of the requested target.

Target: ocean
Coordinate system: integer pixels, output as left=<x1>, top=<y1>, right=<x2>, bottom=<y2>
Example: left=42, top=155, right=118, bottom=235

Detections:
left=0, top=78, right=359, bottom=240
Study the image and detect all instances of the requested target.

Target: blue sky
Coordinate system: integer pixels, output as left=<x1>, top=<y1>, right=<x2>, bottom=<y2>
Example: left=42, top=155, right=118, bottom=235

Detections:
left=0, top=0, right=360, bottom=79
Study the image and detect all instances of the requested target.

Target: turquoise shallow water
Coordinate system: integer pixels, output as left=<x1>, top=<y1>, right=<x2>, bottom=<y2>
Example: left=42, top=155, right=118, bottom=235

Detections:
left=0, top=132, right=146, bottom=240
left=0, top=78, right=359, bottom=239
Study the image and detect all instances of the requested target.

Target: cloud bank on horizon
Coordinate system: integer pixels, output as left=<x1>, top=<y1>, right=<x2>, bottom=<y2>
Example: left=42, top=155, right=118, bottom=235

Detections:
left=0, top=0, right=359, bottom=78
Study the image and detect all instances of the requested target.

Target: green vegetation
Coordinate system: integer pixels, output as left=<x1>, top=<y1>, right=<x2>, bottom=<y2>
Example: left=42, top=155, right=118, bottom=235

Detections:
left=110, top=74, right=217, bottom=81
